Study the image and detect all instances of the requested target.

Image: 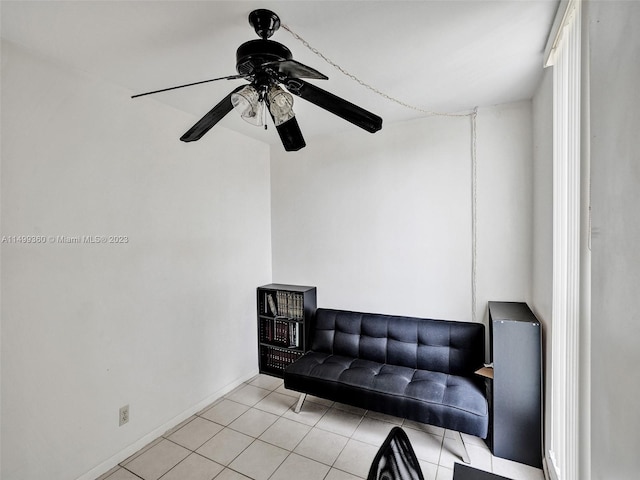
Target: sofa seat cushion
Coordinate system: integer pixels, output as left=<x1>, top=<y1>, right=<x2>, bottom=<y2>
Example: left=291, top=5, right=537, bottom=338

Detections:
left=286, top=352, right=488, bottom=420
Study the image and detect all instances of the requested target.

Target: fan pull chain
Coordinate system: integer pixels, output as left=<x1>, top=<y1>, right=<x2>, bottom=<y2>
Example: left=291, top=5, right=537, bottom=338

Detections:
left=281, top=24, right=473, bottom=118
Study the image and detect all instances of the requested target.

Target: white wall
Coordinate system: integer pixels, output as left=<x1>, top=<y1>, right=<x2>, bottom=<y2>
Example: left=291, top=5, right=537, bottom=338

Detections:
left=587, top=2, right=640, bottom=478
left=271, top=115, right=471, bottom=320
left=531, top=67, right=553, bottom=324
left=475, top=102, right=534, bottom=322
left=531, top=66, right=553, bottom=457
left=0, top=40, right=272, bottom=480
left=271, top=102, right=533, bottom=325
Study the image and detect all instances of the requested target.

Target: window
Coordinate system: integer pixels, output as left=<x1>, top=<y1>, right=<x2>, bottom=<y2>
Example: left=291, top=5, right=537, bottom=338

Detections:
left=544, top=1, right=583, bottom=479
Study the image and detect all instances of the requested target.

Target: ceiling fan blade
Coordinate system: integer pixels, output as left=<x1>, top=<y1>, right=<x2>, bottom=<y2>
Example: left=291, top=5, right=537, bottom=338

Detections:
left=131, top=74, right=245, bottom=99
left=284, top=79, right=382, bottom=133
left=180, top=86, right=244, bottom=142
left=262, top=59, right=328, bottom=80
left=274, top=116, right=306, bottom=151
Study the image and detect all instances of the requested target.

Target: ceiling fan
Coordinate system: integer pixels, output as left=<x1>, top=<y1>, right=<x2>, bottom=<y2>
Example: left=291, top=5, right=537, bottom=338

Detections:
left=132, top=9, right=383, bottom=151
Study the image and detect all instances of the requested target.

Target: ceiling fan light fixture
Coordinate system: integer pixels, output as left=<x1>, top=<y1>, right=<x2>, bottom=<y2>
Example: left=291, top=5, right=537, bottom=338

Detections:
left=268, top=85, right=295, bottom=126
left=231, top=85, right=264, bottom=125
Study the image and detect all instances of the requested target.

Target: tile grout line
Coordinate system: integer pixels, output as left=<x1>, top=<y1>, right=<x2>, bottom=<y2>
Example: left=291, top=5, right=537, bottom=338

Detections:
left=262, top=387, right=337, bottom=480
left=250, top=380, right=378, bottom=479
left=222, top=378, right=313, bottom=480
left=104, top=375, right=496, bottom=480
left=239, top=382, right=448, bottom=479
left=109, top=379, right=343, bottom=479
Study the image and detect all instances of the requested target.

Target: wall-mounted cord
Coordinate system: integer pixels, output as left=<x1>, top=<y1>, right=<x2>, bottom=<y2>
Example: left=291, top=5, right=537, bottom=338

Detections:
left=471, top=108, right=478, bottom=323
left=282, top=23, right=475, bottom=119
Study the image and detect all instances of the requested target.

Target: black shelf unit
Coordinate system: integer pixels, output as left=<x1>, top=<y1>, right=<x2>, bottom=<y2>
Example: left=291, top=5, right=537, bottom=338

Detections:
left=487, top=301, right=543, bottom=468
left=257, top=284, right=317, bottom=378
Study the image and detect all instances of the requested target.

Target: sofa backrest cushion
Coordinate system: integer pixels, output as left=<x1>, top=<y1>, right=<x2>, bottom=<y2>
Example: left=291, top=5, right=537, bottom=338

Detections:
left=310, top=308, right=485, bottom=376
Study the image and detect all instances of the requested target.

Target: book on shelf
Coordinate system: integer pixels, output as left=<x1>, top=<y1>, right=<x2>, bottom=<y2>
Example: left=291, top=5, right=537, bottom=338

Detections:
left=261, top=290, right=305, bottom=320
left=274, top=291, right=304, bottom=319
left=266, top=293, right=277, bottom=316
left=260, top=316, right=301, bottom=348
left=263, top=346, right=302, bottom=371
left=289, top=322, right=300, bottom=348
left=278, top=317, right=300, bottom=347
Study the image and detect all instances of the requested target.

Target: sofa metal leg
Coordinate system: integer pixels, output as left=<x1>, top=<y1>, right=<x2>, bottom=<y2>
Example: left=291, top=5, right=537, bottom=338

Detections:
left=458, top=431, right=471, bottom=464
left=294, top=393, right=307, bottom=413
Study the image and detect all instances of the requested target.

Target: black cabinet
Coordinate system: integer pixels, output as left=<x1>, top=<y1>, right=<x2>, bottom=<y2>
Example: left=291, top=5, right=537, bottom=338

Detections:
left=257, top=284, right=317, bottom=378
left=487, top=301, right=542, bottom=468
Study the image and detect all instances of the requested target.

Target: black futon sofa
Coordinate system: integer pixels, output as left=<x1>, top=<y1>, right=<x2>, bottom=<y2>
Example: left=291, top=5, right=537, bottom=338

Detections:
left=284, top=308, right=488, bottom=461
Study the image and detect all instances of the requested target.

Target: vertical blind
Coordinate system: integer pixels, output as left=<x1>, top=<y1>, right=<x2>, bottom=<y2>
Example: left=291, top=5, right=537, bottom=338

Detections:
left=546, top=1, right=582, bottom=479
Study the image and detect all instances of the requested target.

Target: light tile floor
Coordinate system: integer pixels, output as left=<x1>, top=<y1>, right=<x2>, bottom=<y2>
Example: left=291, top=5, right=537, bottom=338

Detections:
left=98, top=374, right=545, bottom=480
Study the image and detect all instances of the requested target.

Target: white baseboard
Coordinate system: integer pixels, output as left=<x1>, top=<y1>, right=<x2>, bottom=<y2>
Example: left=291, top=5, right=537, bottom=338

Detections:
left=77, top=369, right=259, bottom=480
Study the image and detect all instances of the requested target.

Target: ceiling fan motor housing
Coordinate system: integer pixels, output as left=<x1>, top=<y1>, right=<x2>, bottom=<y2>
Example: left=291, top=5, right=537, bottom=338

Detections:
left=236, top=39, right=293, bottom=76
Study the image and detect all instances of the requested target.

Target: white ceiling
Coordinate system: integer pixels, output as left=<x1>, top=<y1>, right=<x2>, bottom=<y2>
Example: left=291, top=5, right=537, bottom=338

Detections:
left=1, top=0, right=558, bottom=145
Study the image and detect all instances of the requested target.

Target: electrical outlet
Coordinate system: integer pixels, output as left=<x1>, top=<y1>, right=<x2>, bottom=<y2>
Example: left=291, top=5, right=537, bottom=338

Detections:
left=119, top=404, right=129, bottom=426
